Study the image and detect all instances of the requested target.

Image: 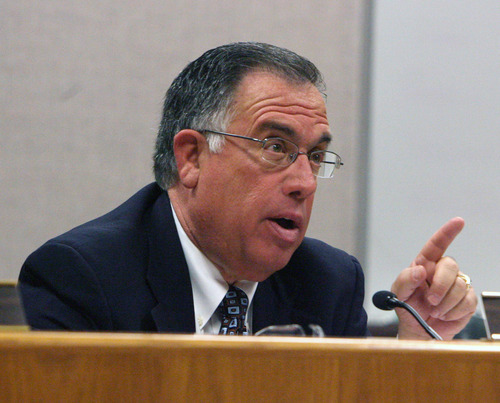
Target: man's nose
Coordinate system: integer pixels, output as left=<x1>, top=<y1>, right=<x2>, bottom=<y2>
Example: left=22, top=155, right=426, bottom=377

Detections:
left=282, top=154, right=317, bottom=199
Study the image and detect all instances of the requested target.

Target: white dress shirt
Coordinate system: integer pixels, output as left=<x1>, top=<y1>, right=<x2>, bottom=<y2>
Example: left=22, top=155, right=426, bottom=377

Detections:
left=171, top=203, right=258, bottom=334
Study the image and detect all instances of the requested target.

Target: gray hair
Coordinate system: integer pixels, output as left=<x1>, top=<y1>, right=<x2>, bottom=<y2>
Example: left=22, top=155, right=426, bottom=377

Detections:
left=153, top=42, right=325, bottom=189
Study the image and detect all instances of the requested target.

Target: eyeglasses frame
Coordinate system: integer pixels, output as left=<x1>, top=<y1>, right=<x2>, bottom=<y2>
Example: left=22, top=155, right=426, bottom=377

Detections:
left=201, top=129, right=343, bottom=178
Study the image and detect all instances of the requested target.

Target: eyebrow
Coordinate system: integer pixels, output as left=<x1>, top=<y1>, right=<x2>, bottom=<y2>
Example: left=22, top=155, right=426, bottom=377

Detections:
left=260, top=122, right=332, bottom=146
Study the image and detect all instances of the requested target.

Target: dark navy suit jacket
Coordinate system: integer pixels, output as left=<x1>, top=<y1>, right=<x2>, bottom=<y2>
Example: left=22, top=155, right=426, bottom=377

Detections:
left=19, top=183, right=368, bottom=336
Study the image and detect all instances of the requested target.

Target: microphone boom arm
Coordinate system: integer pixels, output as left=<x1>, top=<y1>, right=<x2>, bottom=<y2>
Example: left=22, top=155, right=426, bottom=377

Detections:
left=392, top=298, right=443, bottom=341
left=372, top=291, right=443, bottom=341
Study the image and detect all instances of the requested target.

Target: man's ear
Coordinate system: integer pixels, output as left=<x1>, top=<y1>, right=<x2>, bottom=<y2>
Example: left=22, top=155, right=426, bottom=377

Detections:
left=173, top=129, right=207, bottom=188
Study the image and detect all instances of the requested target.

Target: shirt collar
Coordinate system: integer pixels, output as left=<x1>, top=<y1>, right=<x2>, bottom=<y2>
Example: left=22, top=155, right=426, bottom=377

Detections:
left=170, top=203, right=258, bottom=332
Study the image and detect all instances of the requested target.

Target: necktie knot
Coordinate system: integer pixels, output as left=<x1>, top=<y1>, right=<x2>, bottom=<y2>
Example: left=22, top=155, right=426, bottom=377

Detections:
left=219, top=285, right=249, bottom=335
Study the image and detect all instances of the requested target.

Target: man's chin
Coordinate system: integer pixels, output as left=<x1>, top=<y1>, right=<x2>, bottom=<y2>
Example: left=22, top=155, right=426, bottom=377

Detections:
left=243, top=254, right=294, bottom=282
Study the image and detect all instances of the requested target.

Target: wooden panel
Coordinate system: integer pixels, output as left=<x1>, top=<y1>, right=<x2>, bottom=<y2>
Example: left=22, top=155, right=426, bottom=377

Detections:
left=0, top=333, right=499, bottom=402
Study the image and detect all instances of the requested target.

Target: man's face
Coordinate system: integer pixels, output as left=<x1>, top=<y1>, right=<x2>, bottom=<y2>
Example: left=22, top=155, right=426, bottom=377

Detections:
left=187, top=71, right=331, bottom=282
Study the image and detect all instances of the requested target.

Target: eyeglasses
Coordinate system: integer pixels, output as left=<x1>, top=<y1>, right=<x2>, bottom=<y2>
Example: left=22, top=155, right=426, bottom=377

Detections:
left=202, top=130, right=343, bottom=179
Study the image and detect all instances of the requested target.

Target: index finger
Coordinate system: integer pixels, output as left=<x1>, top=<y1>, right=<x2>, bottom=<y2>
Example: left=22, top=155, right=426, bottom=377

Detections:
left=412, top=217, right=465, bottom=269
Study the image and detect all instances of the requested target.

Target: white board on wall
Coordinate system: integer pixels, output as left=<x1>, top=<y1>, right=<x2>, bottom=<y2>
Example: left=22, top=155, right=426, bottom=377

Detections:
left=366, top=1, right=500, bottom=321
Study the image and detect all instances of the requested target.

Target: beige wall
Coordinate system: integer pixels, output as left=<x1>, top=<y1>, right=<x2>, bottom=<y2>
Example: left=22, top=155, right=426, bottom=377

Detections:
left=1, top=1, right=372, bottom=279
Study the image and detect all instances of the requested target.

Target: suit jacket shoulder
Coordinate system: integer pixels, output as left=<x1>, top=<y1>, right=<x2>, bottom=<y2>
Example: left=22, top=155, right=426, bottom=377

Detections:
left=19, top=183, right=193, bottom=331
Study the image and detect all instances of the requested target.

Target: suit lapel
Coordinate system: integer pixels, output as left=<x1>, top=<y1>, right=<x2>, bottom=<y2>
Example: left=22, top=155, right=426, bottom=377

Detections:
left=253, top=267, right=324, bottom=334
left=145, top=191, right=196, bottom=333
left=252, top=275, right=295, bottom=333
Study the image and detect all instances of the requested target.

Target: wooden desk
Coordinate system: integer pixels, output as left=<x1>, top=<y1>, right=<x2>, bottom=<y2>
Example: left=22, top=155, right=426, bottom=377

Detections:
left=0, top=332, right=499, bottom=402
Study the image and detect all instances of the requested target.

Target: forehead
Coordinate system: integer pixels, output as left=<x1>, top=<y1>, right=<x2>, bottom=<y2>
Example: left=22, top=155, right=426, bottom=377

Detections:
left=227, top=71, right=330, bottom=138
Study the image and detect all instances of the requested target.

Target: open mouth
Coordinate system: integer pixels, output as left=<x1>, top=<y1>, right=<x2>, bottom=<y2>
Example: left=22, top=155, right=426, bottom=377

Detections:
left=271, top=218, right=297, bottom=230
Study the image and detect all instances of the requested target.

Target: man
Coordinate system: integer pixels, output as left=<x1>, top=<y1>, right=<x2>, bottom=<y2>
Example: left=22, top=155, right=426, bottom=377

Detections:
left=19, top=42, right=477, bottom=339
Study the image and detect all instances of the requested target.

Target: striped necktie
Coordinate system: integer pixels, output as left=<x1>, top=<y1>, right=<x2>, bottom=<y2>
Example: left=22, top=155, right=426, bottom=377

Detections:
left=218, top=285, right=249, bottom=335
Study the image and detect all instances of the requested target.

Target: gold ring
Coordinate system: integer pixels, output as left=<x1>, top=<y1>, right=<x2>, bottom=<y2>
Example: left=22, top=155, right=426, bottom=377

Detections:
left=457, top=273, right=471, bottom=290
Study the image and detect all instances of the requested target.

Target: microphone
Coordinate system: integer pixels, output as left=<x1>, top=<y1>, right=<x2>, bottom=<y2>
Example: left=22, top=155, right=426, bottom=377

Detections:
left=372, top=290, right=443, bottom=340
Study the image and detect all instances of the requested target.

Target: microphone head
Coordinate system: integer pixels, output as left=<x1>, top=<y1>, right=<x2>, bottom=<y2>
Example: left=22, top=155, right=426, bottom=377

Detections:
left=372, top=290, right=398, bottom=311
